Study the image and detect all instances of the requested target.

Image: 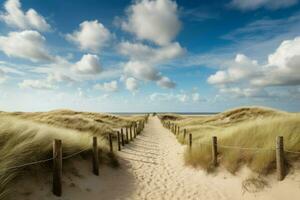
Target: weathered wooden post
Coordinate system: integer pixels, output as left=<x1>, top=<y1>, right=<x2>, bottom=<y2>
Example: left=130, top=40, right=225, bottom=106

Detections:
left=189, top=133, right=192, bottom=149
left=134, top=123, right=137, bottom=138
left=109, top=133, right=113, bottom=152
left=130, top=125, right=133, bottom=140
left=92, top=137, right=99, bottom=176
left=212, top=136, right=218, bottom=167
left=183, top=129, right=187, bottom=140
left=276, top=136, right=285, bottom=181
left=173, top=124, right=175, bottom=133
left=117, top=131, right=121, bottom=151
left=53, top=139, right=62, bottom=196
left=121, top=128, right=125, bottom=146
left=177, top=126, right=180, bottom=136
left=126, top=127, right=129, bottom=143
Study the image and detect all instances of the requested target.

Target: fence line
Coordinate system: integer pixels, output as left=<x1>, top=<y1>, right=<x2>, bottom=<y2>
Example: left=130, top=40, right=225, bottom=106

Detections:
left=1, top=115, right=149, bottom=197
left=62, top=147, right=91, bottom=160
left=161, top=120, right=300, bottom=154
left=161, top=119, right=300, bottom=181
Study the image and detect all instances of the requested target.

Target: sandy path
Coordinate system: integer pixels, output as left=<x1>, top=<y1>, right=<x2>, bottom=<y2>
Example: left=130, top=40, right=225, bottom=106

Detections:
left=115, top=116, right=234, bottom=200
left=14, top=116, right=300, bottom=200
left=113, top=116, right=300, bottom=200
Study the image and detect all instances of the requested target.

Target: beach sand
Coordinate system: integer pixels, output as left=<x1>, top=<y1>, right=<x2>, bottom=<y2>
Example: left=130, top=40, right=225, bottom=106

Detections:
left=13, top=116, right=300, bottom=200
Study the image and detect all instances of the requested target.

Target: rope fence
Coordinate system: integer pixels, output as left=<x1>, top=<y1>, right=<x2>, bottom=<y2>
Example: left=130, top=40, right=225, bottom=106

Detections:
left=1, top=115, right=149, bottom=197
left=161, top=119, right=300, bottom=181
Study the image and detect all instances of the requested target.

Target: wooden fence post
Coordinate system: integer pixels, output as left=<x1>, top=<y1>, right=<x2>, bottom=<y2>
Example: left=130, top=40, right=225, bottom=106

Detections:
left=121, top=128, right=125, bottom=146
left=183, top=129, right=186, bottom=140
left=212, top=136, right=218, bottom=167
left=92, top=137, right=99, bottom=176
left=189, top=134, right=192, bottom=149
left=177, top=126, right=180, bottom=136
left=109, top=133, right=113, bottom=152
left=130, top=125, right=133, bottom=141
left=276, top=136, right=285, bottom=181
left=134, top=123, right=137, bottom=138
left=53, top=139, right=62, bottom=196
left=172, top=124, right=174, bottom=133
left=126, top=127, right=129, bottom=143
left=117, top=131, right=121, bottom=151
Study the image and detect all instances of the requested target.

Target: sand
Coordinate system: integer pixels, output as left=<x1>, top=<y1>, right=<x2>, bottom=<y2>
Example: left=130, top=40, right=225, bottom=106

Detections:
left=13, top=116, right=300, bottom=200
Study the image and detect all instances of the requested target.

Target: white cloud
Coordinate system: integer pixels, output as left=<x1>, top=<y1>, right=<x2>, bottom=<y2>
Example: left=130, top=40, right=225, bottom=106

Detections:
left=229, top=0, right=298, bottom=10
left=19, top=79, right=55, bottom=90
left=208, top=36, right=300, bottom=98
left=125, top=77, right=139, bottom=92
left=73, top=54, right=102, bottom=74
left=124, top=60, right=160, bottom=81
left=207, top=54, right=258, bottom=85
left=157, top=76, right=176, bottom=88
left=47, top=72, right=75, bottom=83
left=0, top=0, right=51, bottom=31
left=66, top=20, right=111, bottom=52
left=149, top=91, right=204, bottom=103
left=177, top=94, right=188, bottom=102
left=0, top=30, right=53, bottom=62
left=121, top=0, right=181, bottom=45
left=94, top=80, right=118, bottom=92
left=252, top=37, right=300, bottom=86
left=149, top=92, right=174, bottom=101
left=118, top=41, right=185, bottom=63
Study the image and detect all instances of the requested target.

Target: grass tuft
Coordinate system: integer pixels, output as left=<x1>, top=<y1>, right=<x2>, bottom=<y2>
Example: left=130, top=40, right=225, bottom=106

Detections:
left=162, top=106, right=300, bottom=174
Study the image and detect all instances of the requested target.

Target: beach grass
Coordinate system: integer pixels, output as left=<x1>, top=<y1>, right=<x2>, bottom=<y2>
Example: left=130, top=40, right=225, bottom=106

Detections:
left=159, top=107, right=300, bottom=174
left=0, top=110, right=145, bottom=199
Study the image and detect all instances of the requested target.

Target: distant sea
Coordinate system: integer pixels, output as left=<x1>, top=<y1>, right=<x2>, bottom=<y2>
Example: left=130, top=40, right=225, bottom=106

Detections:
left=109, top=112, right=219, bottom=116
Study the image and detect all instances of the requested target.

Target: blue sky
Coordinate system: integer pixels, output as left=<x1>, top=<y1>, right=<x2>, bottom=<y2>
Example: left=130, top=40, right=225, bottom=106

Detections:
left=0, top=0, right=300, bottom=112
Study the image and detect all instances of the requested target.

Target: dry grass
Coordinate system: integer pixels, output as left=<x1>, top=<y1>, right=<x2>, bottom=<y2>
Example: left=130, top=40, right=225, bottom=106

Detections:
left=0, top=110, right=145, bottom=200
left=160, top=107, right=300, bottom=174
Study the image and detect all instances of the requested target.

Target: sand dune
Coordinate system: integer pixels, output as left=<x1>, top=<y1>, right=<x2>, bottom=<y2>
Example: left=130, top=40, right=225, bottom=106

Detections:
left=14, top=116, right=300, bottom=199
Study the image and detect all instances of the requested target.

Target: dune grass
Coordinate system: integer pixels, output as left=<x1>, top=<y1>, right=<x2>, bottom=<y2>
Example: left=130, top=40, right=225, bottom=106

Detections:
left=0, top=110, right=145, bottom=200
left=160, top=107, right=300, bottom=174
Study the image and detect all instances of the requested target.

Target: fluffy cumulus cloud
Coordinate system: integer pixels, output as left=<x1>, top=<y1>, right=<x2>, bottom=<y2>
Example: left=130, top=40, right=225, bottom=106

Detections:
left=19, top=79, right=55, bottom=90
left=229, top=0, right=298, bottom=10
left=207, top=54, right=259, bottom=85
left=121, top=0, right=181, bottom=46
left=125, top=77, right=139, bottom=92
left=118, top=41, right=185, bottom=63
left=0, top=30, right=53, bottom=62
left=253, top=37, right=300, bottom=86
left=66, top=20, right=111, bottom=52
left=124, top=60, right=160, bottom=81
left=157, top=76, right=176, bottom=88
left=208, top=36, right=300, bottom=98
left=73, top=54, right=102, bottom=74
left=94, top=80, right=118, bottom=92
left=0, top=0, right=51, bottom=31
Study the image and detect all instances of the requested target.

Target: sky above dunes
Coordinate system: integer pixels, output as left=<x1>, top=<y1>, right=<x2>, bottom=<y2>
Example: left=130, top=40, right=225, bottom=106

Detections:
left=0, top=0, right=300, bottom=112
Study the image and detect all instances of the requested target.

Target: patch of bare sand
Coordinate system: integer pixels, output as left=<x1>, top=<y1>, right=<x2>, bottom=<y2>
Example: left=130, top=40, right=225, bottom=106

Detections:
left=13, top=116, right=300, bottom=200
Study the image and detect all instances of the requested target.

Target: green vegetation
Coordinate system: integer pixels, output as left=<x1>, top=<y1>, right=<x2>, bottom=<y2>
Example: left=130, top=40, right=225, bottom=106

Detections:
left=0, top=110, right=145, bottom=200
left=160, top=107, right=300, bottom=174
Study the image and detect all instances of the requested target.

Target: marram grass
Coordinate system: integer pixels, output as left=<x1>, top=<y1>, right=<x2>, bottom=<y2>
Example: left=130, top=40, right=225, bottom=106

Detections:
left=0, top=110, right=144, bottom=200
left=161, top=107, right=300, bottom=174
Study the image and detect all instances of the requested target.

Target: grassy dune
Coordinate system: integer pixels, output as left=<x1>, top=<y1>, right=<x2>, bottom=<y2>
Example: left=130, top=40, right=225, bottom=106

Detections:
left=0, top=110, right=145, bottom=199
left=160, top=107, right=300, bottom=174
